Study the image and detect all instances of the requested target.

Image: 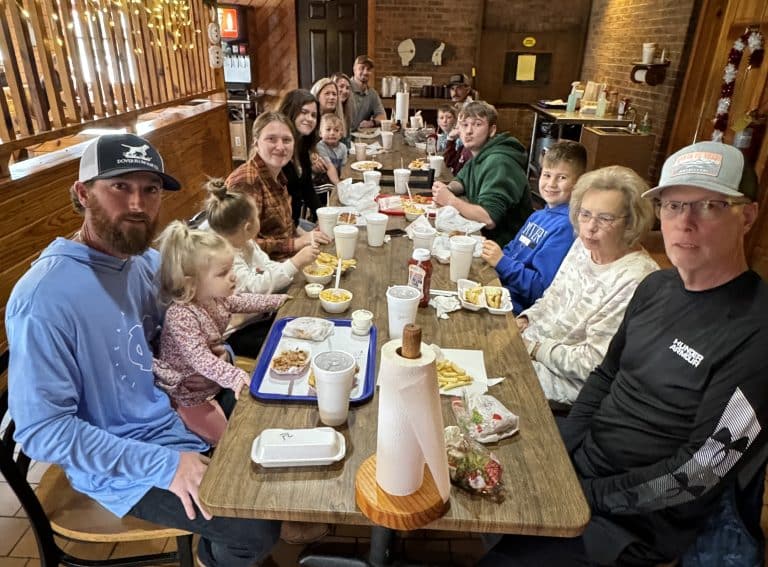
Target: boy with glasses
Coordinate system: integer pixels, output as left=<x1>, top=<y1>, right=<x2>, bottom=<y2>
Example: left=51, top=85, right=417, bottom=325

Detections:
left=481, top=141, right=768, bottom=566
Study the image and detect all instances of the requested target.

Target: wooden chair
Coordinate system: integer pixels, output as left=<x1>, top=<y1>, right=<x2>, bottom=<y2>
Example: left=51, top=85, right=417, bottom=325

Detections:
left=0, top=371, right=194, bottom=567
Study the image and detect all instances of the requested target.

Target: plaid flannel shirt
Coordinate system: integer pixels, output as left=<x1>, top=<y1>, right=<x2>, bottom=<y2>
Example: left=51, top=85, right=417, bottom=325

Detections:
left=225, top=154, right=295, bottom=259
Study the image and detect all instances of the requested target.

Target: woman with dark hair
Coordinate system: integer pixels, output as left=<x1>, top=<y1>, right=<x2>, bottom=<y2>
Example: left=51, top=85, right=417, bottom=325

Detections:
left=276, top=89, right=326, bottom=224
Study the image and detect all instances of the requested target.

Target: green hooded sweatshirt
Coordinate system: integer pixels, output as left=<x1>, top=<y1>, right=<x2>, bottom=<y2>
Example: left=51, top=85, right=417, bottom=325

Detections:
left=456, top=133, right=532, bottom=245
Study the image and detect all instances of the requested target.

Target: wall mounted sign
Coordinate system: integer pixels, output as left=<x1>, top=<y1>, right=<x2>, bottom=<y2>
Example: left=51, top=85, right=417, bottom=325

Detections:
left=397, top=38, right=451, bottom=66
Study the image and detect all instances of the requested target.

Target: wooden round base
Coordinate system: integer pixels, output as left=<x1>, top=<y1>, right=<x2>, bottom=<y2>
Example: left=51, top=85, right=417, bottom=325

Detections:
left=355, top=455, right=449, bottom=531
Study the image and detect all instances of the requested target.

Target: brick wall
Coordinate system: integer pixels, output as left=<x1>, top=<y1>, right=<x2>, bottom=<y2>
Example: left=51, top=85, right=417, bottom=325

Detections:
left=371, top=0, right=483, bottom=87
left=580, top=0, right=698, bottom=179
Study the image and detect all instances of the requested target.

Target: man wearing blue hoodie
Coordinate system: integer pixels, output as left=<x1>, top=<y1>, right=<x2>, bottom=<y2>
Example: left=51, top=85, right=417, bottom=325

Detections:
left=432, top=101, right=533, bottom=245
left=6, top=134, right=279, bottom=567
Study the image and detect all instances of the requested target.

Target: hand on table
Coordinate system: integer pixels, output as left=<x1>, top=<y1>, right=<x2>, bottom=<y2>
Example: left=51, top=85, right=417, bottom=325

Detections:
left=169, top=452, right=212, bottom=521
left=432, top=181, right=455, bottom=207
left=358, top=119, right=375, bottom=129
left=481, top=240, right=504, bottom=267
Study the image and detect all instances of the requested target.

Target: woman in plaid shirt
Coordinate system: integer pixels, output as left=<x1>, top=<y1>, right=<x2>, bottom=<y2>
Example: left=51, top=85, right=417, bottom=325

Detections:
left=225, top=112, right=330, bottom=261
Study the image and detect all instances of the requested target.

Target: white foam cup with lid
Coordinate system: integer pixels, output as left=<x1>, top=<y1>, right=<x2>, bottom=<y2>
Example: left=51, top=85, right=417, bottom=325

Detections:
left=363, top=170, right=381, bottom=187
left=316, top=207, right=338, bottom=240
left=311, top=351, right=356, bottom=426
left=351, top=309, right=374, bottom=336
left=386, top=285, right=421, bottom=339
left=393, top=168, right=411, bottom=195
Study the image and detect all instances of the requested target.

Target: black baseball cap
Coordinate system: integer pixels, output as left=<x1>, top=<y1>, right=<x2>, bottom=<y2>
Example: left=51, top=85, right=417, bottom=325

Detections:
left=448, top=73, right=470, bottom=86
left=78, top=133, right=181, bottom=190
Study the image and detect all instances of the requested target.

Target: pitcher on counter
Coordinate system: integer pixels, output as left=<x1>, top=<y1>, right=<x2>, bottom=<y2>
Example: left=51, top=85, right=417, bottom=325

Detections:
left=432, top=101, right=533, bottom=245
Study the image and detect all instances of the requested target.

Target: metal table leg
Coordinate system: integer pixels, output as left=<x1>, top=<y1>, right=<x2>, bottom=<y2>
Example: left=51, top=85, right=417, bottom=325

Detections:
left=299, top=525, right=421, bottom=567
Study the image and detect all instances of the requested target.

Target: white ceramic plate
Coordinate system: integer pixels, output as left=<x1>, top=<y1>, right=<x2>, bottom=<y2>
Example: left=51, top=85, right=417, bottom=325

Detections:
left=251, top=427, right=346, bottom=467
left=350, top=160, right=383, bottom=172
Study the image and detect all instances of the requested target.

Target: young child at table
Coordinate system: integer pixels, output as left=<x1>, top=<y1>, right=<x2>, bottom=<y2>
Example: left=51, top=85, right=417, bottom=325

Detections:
left=436, top=104, right=461, bottom=154
left=481, top=140, right=587, bottom=311
left=153, top=221, right=289, bottom=445
left=205, top=179, right=319, bottom=356
left=314, top=113, right=346, bottom=185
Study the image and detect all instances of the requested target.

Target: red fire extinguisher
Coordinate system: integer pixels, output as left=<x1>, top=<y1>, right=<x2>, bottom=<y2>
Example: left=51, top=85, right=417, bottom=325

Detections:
left=733, top=109, right=767, bottom=165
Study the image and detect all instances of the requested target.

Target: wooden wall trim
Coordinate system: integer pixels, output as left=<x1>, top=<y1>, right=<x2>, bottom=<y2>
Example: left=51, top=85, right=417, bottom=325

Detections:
left=0, top=104, right=233, bottom=353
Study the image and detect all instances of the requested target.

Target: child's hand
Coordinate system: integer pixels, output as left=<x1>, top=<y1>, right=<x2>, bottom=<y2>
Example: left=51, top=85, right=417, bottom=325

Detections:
left=311, top=152, right=328, bottom=173
left=481, top=240, right=504, bottom=267
left=432, top=182, right=454, bottom=207
left=516, top=316, right=529, bottom=333
left=291, top=242, right=320, bottom=269
left=233, top=380, right=246, bottom=400
left=448, top=127, right=460, bottom=141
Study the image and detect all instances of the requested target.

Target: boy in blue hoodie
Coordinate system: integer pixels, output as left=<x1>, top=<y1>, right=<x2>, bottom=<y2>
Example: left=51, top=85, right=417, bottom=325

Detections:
left=481, top=141, right=587, bottom=311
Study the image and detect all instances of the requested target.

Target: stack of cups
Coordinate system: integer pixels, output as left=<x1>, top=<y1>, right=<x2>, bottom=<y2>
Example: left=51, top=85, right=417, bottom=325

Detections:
left=351, top=309, right=374, bottom=336
left=428, top=155, right=445, bottom=177
left=312, top=351, right=356, bottom=426
left=334, top=225, right=359, bottom=260
left=449, top=235, right=476, bottom=282
left=385, top=285, right=421, bottom=339
left=642, top=42, right=657, bottom=64
left=317, top=207, right=338, bottom=240
left=380, top=119, right=393, bottom=132
left=354, top=142, right=367, bottom=162
left=381, top=131, right=394, bottom=150
left=363, top=170, right=382, bottom=188
left=412, top=225, right=437, bottom=252
left=394, top=168, right=411, bottom=195
left=365, top=213, right=389, bottom=247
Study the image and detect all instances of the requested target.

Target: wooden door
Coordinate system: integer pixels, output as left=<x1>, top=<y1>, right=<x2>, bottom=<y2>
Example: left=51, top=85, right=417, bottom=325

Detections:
left=297, top=0, right=367, bottom=89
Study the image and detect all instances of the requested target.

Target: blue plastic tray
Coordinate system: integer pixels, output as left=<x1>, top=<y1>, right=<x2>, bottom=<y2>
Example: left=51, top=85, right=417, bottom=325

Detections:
left=249, top=317, right=377, bottom=404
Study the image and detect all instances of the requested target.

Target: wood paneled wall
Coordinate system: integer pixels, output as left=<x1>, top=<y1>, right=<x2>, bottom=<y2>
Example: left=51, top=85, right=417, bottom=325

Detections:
left=0, top=0, right=220, bottom=173
left=0, top=104, right=232, bottom=352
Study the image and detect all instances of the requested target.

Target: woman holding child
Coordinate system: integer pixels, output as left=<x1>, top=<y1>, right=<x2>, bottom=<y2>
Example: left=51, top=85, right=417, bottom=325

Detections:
left=517, top=166, right=659, bottom=407
left=311, top=78, right=347, bottom=136
left=225, top=111, right=329, bottom=261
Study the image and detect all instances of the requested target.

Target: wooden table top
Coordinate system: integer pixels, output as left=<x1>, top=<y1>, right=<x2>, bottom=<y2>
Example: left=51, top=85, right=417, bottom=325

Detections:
left=199, top=136, right=590, bottom=537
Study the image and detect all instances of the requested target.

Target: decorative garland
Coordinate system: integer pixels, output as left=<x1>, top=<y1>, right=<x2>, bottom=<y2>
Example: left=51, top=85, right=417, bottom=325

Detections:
left=712, top=27, right=764, bottom=142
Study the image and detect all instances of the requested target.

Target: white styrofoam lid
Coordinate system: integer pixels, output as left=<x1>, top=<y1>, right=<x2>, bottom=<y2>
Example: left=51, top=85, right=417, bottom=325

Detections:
left=251, top=427, right=346, bottom=467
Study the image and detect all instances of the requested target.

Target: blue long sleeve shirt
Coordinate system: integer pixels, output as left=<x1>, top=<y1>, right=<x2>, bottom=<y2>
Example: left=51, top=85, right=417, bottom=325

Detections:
left=6, top=239, right=207, bottom=517
left=494, top=202, right=574, bottom=311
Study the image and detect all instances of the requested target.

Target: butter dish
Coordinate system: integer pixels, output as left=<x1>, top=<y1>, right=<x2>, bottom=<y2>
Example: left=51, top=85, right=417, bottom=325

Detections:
left=251, top=427, right=346, bottom=468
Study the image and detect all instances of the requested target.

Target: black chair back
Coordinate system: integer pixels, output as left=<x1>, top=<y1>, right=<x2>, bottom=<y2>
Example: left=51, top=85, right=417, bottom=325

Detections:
left=378, top=168, right=435, bottom=190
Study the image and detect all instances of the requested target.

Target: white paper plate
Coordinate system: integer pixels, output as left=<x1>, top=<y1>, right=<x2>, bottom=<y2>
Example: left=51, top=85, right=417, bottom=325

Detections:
left=437, top=348, right=489, bottom=397
left=350, top=160, right=383, bottom=172
left=251, top=427, right=346, bottom=467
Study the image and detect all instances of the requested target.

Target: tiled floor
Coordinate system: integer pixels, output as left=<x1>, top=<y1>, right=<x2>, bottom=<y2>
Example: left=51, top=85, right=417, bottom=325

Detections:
left=0, top=471, right=485, bottom=566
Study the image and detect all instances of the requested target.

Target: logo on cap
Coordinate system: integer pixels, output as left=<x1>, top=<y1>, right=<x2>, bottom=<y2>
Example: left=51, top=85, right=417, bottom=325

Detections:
left=669, top=151, right=723, bottom=179
left=116, top=143, right=159, bottom=170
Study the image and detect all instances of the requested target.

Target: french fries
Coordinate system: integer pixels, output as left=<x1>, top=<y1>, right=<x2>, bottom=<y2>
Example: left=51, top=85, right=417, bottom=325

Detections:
left=464, top=286, right=484, bottom=305
left=485, top=287, right=503, bottom=309
left=437, top=359, right=474, bottom=391
left=316, top=252, right=357, bottom=271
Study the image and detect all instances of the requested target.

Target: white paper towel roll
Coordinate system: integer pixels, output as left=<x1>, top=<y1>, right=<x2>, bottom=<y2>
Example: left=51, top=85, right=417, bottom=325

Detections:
left=375, top=340, right=450, bottom=501
left=394, top=92, right=409, bottom=127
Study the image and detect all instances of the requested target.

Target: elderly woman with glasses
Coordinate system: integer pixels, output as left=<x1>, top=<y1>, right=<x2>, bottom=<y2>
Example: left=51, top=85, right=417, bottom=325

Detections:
left=517, top=165, right=660, bottom=408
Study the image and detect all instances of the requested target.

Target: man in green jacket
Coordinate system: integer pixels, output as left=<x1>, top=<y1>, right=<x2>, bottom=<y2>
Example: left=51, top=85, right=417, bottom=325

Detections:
left=432, top=101, right=532, bottom=245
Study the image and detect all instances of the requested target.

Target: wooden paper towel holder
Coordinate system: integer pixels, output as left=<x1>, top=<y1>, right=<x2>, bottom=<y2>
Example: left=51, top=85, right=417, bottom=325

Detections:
left=355, top=324, right=449, bottom=530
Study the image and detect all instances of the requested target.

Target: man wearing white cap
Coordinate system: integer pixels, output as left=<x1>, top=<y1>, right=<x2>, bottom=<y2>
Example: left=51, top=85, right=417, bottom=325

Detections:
left=481, top=141, right=768, bottom=565
left=6, top=134, right=280, bottom=566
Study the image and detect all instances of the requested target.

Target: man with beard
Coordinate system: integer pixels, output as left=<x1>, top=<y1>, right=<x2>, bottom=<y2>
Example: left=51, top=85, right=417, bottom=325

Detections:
left=349, top=54, right=386, bottom=130
left=6, top=134, right=280, bottom=567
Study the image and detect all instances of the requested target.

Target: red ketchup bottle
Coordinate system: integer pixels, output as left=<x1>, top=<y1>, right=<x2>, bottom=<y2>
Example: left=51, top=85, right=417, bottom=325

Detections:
left=407, top=248, right=433, bottom=308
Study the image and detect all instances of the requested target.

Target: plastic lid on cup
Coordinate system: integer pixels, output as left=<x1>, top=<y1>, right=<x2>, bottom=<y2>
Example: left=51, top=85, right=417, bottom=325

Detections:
left=412, top=248, right=431, bottom=262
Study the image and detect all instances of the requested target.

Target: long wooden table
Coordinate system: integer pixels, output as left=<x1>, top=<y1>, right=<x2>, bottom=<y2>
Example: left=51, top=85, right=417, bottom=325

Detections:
left=199, top=135, right=589, bottom=539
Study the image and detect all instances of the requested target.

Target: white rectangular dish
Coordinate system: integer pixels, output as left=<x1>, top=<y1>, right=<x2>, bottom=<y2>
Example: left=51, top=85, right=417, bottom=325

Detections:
left=457, top=279, right=514, bottom=315
left=251, top=427, right=346, bottom=468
